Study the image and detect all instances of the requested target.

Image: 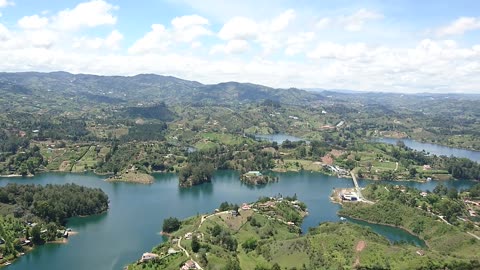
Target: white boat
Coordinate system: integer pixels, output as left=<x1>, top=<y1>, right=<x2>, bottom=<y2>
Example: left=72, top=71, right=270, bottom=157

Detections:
left=339, top=217, right=346, bottom=221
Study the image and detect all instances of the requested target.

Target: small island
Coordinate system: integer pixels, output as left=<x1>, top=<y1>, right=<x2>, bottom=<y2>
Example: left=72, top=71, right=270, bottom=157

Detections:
left=240, top=171, right=278, bottom=185
left=178, top=162, right=214, bottom=187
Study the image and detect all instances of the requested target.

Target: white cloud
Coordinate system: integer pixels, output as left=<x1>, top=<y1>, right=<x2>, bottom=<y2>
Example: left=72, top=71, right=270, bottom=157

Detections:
left=270, top=9, right=296, bottom=32
left=437, top=17, right=480, bottom=36
left=18, top=15, right=49, bottom=30
left=53, top=0, right=117, bottom=31
left=313, top=9, right=383, bottom=32
left=172, top=14, right=208, bottom=29
left=3, top=2, right=480, bottom=94
left=0, top=0, right=13, bottom=8
left=315, top=18, right=331, bottom=29
left=307, top=42, right=368, bottom=60
left=210, top=39, right=250, bottom=54
left=172, top=15, right=212, bottom=42
left=218, top=17, right=258, bottom=40
left=129, top=24, right=170, bottom=54
left=285, top=32, right=315, bottom=56
left=0, top=23, right=10, bottom=41
left=129, top=14, right=212, bottom=54
left=339, top=9, right=383, bottom=31
left=73, top=30, right=123, bottom=50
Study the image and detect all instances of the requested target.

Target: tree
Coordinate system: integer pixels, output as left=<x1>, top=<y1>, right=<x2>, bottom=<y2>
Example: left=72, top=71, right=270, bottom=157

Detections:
left=31, top=225, right=43, bottom=245
left=409, top=167, right=417, bottom=178
left=271, top=263, right=281, bottom=270
left=191, top=235, right=200, bottom=253
left=162, top=217, right=181, bottom=233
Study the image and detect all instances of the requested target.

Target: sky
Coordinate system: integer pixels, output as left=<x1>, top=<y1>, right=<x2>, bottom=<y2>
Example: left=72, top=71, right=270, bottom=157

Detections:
left=0, top=0, right=480, bottom=93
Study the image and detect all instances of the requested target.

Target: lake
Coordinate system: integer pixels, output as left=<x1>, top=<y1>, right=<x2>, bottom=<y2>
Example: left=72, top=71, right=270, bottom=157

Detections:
left=1, top=171, right=475, bottom=270
left=254, top=134, right=305, bottom=144
left=373, top=138, right=480, bottom=162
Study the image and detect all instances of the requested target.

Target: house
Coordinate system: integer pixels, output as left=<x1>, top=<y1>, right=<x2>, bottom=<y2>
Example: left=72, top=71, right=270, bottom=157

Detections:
left=184, top=232, right=192, bottom=239
left=181, top=260, right=197, bottom=270
left=141, top=252, right=159, bottom=262
left=420, top=192, right=428, bottom=197
left=416, top=250, right=425, bottom=256
left=241, top=203, right=251, bottom=210
left=230, top=210, right=239, bottom=217
left=246, top=171, right=262, bottom=177
left=423, top=165, right=432, bottom=170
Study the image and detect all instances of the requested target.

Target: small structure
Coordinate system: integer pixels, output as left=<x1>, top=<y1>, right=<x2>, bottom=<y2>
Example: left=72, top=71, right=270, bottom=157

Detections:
left=416, top=250, right=425, bottom=256
left=423, top=165, right=432, bottom=171
left=241, top=203, right=251, bottom=210
left=141, top=252, right=159, bottom=262
left=184, top=232, right=192, bottom=239
left=181, top=260, right=197, bottom=270
left=246, top=171, right=262, bottom=177
left=230, top=210, right=239, bottom=217
left=341, top=192, right=358, bottom=201
left=420, top=192, right=428, bottom=197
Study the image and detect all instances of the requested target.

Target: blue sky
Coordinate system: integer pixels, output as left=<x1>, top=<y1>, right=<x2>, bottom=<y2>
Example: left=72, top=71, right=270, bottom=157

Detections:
left=0, top=0, right=480, bottom=93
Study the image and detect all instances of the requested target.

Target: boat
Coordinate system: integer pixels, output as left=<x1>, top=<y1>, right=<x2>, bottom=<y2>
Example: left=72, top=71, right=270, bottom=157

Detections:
left=4, top=262, right=11, bottom=266
left=339, top=217, right=346, bottom=221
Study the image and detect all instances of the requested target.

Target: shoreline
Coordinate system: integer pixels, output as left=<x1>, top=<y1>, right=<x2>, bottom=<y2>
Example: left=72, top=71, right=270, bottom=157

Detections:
left=338, top=212, right=430, bottom=248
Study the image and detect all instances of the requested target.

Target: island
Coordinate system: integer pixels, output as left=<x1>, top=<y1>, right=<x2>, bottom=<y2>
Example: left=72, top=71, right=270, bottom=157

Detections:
left=240, top=171, right=278, bottom=185
left=0, top=183, right=109, bottom=266
left=126, top=190, right=480, bottom=269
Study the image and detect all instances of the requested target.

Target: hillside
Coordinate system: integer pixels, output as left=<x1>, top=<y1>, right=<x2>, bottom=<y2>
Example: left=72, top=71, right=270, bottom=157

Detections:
left=0, top=72, right=322, bottom=111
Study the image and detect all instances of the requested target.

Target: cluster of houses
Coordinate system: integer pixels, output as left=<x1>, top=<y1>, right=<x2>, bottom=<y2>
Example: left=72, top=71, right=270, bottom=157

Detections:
left=464, top=200, right=479, bottom=217
left=324, top=165, right=349, bottom=177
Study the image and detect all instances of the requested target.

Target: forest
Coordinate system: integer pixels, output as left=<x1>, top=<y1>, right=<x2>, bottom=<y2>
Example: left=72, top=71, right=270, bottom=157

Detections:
left=0, top=183, right=109, bottom=225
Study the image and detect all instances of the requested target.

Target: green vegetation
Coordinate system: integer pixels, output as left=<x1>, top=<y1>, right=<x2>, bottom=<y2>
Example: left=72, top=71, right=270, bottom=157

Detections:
left=0, top=183, right=109, bottom=264
left=162, top=217, right=181, bottom=233
left=130, top=195, right=480, bottom=269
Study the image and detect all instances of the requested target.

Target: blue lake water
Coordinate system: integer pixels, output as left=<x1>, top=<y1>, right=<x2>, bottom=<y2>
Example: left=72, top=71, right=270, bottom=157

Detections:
left=1, top=171, right=476, bottom=270
left=373, top=138, right=480, bottom=162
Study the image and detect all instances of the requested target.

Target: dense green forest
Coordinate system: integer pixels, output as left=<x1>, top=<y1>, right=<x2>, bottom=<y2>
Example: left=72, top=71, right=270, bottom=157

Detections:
left=0, top=183, right=109, bottom=225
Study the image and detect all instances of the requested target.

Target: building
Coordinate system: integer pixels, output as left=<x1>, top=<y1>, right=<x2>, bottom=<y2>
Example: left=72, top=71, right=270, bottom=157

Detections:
left=141, top=252, right=159, bottom=262
left=181, top=260, right=197, bottom=270
left=246, top=171, right=262, bottom=176
left=420, top=192, right=428, bottom=197
left=416, top=250, right=425, bottom=256
left=241, top=203, right=251, bottom=210
left=341, top=192, right=358, bottom=201
left=423, top=165, right=432, bottom=170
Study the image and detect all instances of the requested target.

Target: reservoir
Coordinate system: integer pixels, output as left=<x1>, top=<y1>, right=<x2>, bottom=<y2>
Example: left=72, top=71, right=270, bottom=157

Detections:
left=373, top=138, right=480, bottom=162
left=254, top=134, right=305, bottom=144
left=0, top=171, right=476, bottom=270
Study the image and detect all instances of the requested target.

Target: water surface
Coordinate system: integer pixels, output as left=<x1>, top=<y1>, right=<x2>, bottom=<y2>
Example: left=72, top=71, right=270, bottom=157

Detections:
left=373, top=138, right=480, bottom=162
left=1, top=171, right=474, bottom=269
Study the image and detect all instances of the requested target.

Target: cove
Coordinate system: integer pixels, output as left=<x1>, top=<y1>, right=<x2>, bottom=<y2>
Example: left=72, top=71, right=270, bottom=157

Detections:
left=0, top=171, right=476, bottom=270
left=344, top=217, right=426, bottom=247
left=373, top=138, right=480, bottom=162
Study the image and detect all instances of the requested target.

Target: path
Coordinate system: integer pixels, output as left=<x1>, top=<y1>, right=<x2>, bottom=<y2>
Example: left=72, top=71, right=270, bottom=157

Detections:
left=467, top=232, right=480, bottom=240
left=394, top=162, right=399, bottom=171
left=177, top=236, right=203, bottom=270
left=350, top=171, right=374, bottom=204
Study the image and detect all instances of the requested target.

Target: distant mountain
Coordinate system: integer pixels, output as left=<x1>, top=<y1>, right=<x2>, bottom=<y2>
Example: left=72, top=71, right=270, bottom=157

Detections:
left=0, top=72, right=323, bottom=107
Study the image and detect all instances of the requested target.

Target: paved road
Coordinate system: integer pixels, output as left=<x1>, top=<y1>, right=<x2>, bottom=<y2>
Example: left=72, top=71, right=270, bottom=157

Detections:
left=350, top=171, right=374, bottom=204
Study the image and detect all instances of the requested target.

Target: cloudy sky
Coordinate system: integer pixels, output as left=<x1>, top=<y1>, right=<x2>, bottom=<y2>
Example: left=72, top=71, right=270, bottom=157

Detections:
left=1, top=0, right=480, bottom=93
